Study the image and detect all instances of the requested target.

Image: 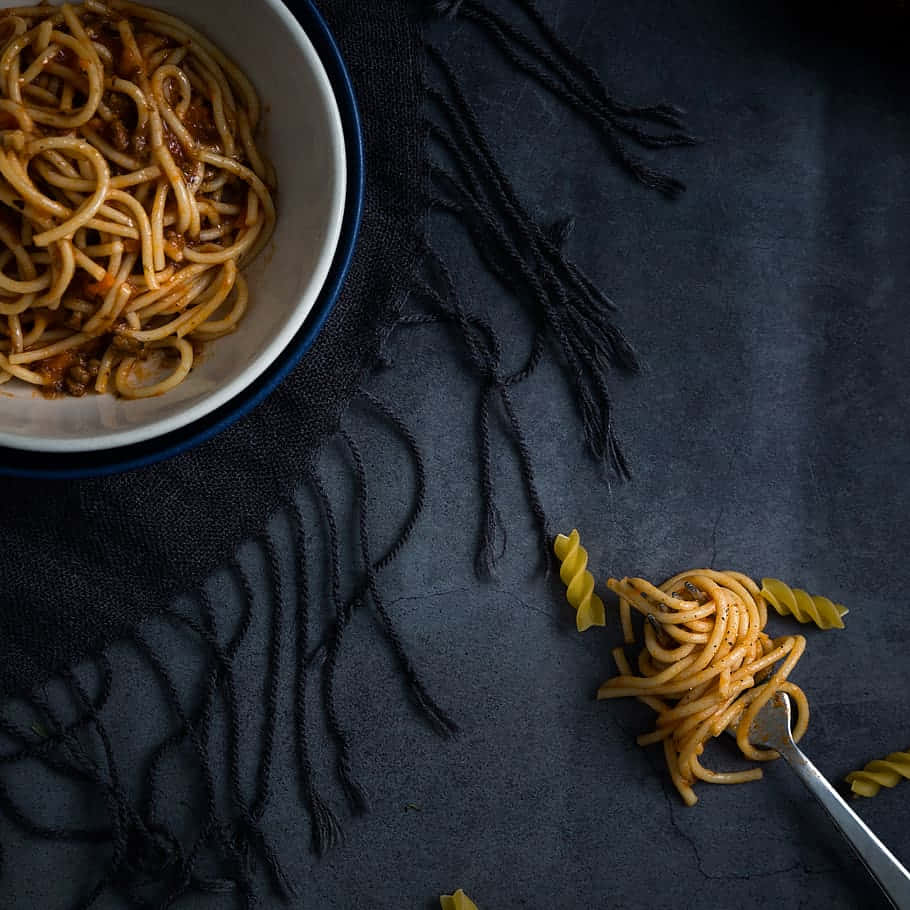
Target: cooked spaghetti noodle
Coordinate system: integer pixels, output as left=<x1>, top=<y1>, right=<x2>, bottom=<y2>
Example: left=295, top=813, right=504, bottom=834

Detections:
left=0, top=0, right=275, bottom=397
left=600, top=569, right=810, bottom=806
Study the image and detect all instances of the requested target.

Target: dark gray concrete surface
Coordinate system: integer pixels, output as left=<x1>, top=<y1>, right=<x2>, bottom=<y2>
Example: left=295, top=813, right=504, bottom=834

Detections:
left=3, top=0, right=910, bottom=906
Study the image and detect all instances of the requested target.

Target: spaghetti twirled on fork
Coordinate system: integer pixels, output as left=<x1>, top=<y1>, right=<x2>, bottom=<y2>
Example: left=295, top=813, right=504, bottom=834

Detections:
left=601, top=569, right=810, bottom=806
left=0, top=0, right=275, bottom=397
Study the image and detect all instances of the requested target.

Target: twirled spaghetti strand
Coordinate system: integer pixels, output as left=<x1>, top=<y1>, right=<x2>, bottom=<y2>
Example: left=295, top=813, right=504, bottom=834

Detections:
left=601, top=569, right=810, bottom=806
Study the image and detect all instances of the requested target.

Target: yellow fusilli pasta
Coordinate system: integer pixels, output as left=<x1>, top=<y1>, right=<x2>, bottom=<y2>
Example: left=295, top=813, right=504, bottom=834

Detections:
left=760, top=578, right=847, bottom=630
left=441, top=889, right=479, bottom=910
left=553, top=530, right=606, bottom=632
left=846, top=750, right=910, bottom=798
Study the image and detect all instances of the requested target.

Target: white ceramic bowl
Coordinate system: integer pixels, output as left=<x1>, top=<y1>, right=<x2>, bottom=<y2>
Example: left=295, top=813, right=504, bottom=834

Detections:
left=0, top=0, right=347, bottom=453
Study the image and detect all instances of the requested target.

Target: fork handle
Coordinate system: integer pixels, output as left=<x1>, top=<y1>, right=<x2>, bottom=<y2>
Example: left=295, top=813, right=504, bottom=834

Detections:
left=780, top=741, right=910, bottom=910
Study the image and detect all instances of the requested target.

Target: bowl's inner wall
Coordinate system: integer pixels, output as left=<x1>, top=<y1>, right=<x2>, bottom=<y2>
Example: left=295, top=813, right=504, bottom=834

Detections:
left=0, top=0, right=343, bottom=448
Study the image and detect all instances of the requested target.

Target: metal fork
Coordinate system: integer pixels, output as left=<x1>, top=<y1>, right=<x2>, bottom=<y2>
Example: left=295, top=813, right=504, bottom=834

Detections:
left=742, top=692, right=910, bottom=910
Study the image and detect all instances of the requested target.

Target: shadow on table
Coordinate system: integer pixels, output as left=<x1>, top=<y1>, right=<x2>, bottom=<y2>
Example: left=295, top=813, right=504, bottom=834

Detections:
left=730, top=0, right=910, bottom=71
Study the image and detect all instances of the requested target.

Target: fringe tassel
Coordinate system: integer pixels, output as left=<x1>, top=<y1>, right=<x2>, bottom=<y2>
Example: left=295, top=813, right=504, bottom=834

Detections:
left=405, top=0, right=691, bottom=569
left=341, top=427, right=458, bottom=738
left=305, top=392, right=459, bottom=817
left=424, top=0, right=696, bottom=195
left=425, top=49, right=643, bottom=476
left=288, top=493, right=342, bottom=855
left=304, top=460, right=372, bottom=816
left=0, top=555, right=301, bottom=907
left=402, top=242, right=553, bottom=576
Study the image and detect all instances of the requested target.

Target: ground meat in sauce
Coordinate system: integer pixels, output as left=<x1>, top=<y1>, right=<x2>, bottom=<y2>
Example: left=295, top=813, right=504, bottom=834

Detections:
left=34, top=334, right=145, bottom=398
left=103, top=90, right=137, bottom=131
left=64, top=311, right=83, bottom=331
left=87, top=23, right=126, bottom=73
left=164, top=227, right=186, bottom=253
left=89, top=19, right=174, bottom=78
left=183, top=98, right=220, bottom=147
left=135, top=32, right=176, bottom=64
left=110, top=333, right=141, bottom=355
left=36, top=341, right=105, bottom=398
left=53, top=46, right=79, bottom=69
left=118, top=42, right=143, bottom=78
left=163, top=124, right=197, bottom=180
left=108, top=118, right=130, bottom=151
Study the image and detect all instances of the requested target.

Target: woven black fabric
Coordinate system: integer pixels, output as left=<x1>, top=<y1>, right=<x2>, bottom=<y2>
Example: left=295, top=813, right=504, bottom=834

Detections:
left=0, top=0, right=424, bottom=698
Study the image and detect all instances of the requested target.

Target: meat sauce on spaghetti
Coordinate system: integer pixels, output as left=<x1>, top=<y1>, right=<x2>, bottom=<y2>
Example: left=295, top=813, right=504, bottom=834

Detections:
left=0, top=0, right=276, bottom=398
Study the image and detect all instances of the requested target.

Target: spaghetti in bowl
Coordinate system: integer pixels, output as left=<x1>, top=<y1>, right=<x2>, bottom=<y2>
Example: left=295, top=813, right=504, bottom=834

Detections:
left=0, top=0, right=347, bottom=452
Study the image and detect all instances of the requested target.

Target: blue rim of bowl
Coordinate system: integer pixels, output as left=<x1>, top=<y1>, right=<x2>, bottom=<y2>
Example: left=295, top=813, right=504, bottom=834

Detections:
left=0, top=0, right=364, bottom=480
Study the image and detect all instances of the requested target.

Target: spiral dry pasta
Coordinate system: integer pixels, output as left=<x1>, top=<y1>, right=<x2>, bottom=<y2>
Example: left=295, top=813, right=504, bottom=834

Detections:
left=600, top=569, right=810, bottom=806
left=846, top=749, right=910, bottom=798
left=440, top=890, right=478, bottom=910
left=553, top=529, right=605, bottom=632
left=760, top=578, right=847, bottom=630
